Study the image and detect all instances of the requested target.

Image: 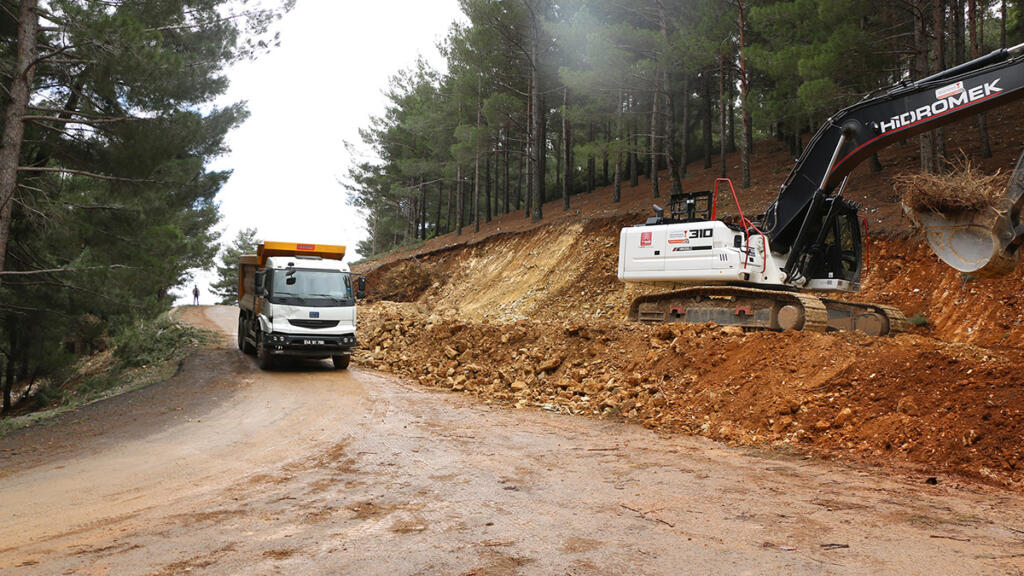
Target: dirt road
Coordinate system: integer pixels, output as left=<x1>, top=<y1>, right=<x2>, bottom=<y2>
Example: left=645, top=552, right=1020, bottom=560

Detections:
left=2, top=306, right=1022, bottom=575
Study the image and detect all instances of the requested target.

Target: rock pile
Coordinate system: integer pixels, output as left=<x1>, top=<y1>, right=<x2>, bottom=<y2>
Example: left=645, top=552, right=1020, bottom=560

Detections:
left=357, top=302, right=1024, bottom=488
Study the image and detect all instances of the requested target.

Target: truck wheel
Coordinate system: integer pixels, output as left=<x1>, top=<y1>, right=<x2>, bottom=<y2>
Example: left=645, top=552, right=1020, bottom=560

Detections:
left=256, top=331, right=274, bottom=370
left=332, top=355, right=350, bottom=370
left=237, top=316, right=245, bottom=351
left=239, top=317, right=256, bottom=355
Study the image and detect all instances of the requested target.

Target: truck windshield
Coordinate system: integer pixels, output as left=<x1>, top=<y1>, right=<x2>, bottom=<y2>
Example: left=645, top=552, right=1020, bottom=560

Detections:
left=268, top=268, right=352, bottom=305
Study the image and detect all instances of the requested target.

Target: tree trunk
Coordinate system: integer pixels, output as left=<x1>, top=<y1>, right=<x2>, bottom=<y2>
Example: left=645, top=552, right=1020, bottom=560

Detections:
left=2, top=332, right=14, bottom=414
left=446, top=179, right=454, bottom=234
left=419, top=175, right=426, bottom=239
left=969, top=0, right=992, bottom=157
left=371, top=213, right=378, bottom=254
left=474, top=78, right=482, bottom=233
left=656, top=0, right=681, bottom=196
left=954, top=0, right=966, bottom=64
left=434, top=180, right=443, bottom=235
left=719, top=53, right=728, bottom=179
left=614, top=90, right=623, bottom=203
left=533, top=92, right=545, bottom=222
left=1, top=354, right=8, bottom=414
left=680, top=75, right=689, bottom=179
left=403, top=178, right=413, bottom=244
left=562, top=86, right=570, bottom=211
left=1001, top=0, right=1007, bottom=49
left=702, top=71, right=713, bottom=169
left=0, top=0, right=39, bottom=290
left=516, top=137, right=524, bottom=211
left=737, top=0, right=752, bottom=188
left=456, top=164, right=464, bottom=236
left=485, top=146, right=492, bottom=222
left=915, top=6, right=935, bottom=173
left=587, top=122, right=595, bottom=193
left=650, top=75, right=660, bottom=198
left=663, top=83, right=681, bottom=196
left=529, top=8, right=545, bottom=223
left=727, top=67, right=737, bottom=154
left=555, top=122, right=562, bottom=198
left=504, top=131, right=511, bottom=213
left=626, top=115, right=634, bottom=187
left=525, top=83, right=533, bottom=219
left=602, top=121, right=609, bottom=185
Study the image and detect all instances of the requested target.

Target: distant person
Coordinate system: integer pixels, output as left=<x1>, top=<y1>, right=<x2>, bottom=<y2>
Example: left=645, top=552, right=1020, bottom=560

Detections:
left=192, top=285, right=200, bottom=305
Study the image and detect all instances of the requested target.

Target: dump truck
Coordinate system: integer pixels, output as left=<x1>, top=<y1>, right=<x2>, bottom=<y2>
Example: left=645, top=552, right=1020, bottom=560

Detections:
left=237, top=241, right=365, bottom=370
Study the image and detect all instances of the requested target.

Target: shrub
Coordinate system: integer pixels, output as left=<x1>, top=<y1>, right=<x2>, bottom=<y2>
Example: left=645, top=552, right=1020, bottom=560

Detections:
left=113, top=317, right=209, bottom=368
left=909, top=313, right=929, bottom=326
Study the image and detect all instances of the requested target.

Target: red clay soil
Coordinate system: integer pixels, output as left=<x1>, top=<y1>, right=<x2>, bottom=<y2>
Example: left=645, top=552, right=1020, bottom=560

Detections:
left=356, top=303, right=1024, bottom=488
left=353, top=220, right=1024, bottom=489
left=352, top=99, right=1024, bottom=490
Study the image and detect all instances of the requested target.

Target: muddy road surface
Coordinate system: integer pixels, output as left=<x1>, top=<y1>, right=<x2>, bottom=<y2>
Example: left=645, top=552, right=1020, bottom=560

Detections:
left=2, top=306, right=1023, bottom=575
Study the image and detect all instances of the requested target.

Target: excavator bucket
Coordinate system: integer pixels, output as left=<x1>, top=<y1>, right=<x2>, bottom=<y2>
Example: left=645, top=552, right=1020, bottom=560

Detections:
left=905, top=150, right=1024, bottom=278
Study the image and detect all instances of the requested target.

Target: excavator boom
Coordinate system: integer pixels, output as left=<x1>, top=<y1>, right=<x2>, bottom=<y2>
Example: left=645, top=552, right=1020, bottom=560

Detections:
left=765, top=42, right=1024, bottom=281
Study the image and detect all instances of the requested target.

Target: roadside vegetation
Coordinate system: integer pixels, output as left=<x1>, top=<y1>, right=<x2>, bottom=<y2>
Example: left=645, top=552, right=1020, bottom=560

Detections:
left=0, top=1, right=293, bottom=417
left=0, top=314, right=217, bottom=437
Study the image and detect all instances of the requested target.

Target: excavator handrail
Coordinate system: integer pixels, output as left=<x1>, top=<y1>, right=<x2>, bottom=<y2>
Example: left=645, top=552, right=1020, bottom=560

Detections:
left=712, top=178, right=746, bottom=224
left=713, top=178, right=768, bottom=270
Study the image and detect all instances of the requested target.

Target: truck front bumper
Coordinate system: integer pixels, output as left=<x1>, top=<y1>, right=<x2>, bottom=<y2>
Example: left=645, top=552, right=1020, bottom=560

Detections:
left=264, top=332, right=357, bottom=358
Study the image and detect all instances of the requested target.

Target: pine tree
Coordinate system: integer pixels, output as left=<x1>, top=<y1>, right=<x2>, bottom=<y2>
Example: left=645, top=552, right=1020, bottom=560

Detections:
left=210, top=228, right=260, bottom=305
left=0, top=0, right=292, bottom=412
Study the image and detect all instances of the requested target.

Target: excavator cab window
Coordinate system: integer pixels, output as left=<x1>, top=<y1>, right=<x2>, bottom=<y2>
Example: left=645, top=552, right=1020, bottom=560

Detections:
left=837, top=211, right=861, bottom=277
left=817, top=204, right=862, bottom=283
left=796, top=198, right=863, bottom=286
left=669, top=191, right=713, bottom=222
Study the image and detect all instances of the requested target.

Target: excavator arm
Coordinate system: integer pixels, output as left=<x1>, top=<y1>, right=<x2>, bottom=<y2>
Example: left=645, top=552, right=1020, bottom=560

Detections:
left=762, top=42, right=1024, bottom=283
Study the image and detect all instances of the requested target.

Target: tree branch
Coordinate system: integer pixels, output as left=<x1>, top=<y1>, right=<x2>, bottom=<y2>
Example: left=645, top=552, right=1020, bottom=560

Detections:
left=0, top=264, right=132, bottom=276
left=25, top=45, right=74, bottom=75
left=16, top=166, right=162, bottom=183
left=25, top=115, right=142, bottom=125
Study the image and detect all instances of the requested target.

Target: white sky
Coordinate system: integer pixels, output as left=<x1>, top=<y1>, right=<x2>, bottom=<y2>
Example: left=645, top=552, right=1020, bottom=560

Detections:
left=183, top=0, right=464, bottom=304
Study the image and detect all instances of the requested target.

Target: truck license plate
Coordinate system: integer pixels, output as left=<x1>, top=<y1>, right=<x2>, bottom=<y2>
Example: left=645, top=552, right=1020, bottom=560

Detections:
left=304, top=339, right=325, bottom=345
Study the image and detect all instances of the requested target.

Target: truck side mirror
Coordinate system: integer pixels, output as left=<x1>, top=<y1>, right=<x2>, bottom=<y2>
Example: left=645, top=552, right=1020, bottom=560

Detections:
left=356, top=276, right=366, bottom=299
left=254, top=270, right=266, bottom=296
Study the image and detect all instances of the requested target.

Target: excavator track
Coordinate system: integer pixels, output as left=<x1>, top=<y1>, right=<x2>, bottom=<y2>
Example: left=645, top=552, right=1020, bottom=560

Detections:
left=629, top=286, right=906, bottom=336
left=629, top=286, right=828, bottom=333
left=873, top=304, right=911, bottom=333
left=820, top=299, right=910, bottom=335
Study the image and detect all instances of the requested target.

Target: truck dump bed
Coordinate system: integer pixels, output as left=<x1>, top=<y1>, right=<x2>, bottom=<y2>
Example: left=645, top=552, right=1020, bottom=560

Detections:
left=237, top=242, right=347, bottom=312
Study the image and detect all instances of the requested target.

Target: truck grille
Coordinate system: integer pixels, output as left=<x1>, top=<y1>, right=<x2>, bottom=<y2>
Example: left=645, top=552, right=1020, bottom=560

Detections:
left=288, top=319, right=340, bottom=329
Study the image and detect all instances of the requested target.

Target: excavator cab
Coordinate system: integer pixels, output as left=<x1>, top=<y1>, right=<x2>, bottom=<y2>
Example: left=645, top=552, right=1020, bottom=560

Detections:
left=906, top=150, right=1024, bottom=277
left=794, top=197, right=864, bottom=291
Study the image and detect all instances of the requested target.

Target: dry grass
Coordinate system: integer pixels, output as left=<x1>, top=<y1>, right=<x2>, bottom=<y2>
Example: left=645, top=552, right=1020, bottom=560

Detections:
left=896, top=153, right=1006, bottom=213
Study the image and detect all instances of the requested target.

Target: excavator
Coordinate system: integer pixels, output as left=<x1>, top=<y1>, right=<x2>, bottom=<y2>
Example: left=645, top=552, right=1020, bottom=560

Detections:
left=618, top=43, right=1024, bottom=336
